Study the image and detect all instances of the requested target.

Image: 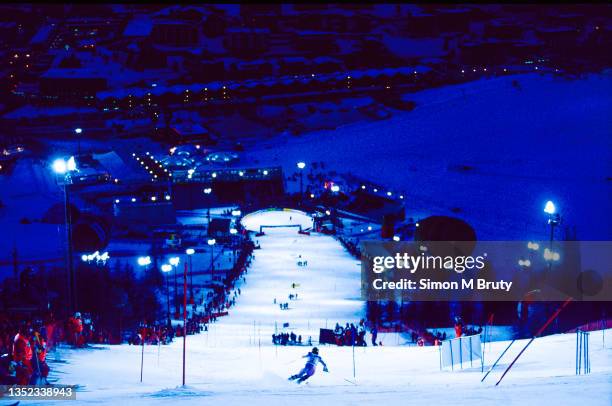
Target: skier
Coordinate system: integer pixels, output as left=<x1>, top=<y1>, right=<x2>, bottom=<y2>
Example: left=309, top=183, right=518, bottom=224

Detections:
left=289, top=347, right=328, bottom=384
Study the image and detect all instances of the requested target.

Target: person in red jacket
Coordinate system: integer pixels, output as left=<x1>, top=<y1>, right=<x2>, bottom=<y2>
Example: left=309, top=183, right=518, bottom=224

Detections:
left=13, top=325, right=33, bottom=385
left=31, top=329, right=50, bottom=384
left=454, top=316, right=463, bottom=338
left=68, top=312, right=84, bottom=347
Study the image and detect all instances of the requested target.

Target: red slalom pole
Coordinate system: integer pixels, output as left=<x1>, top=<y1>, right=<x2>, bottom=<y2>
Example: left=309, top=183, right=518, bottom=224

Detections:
left=182, top=261, right=187, bottom=386
left=495, top=298, right=572, bottom=386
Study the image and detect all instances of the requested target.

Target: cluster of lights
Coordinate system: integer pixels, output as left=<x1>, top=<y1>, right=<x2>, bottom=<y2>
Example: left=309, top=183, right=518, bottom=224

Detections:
left=81, top=251, right=110, bottom=264
left=543, top=248, right=560, bottom=262
left=359, top=184, right=404, bottom=200
left=137, top=256, right=151, bottom=266
left=527, top=241, right=540, bottom=251
left=518, top=259, right=531, bottom=268
left=132, top=151, right=170, bottom=182
left=52, top=156, right=78, bottom=175
left=114, top=194, right=171, bottom=204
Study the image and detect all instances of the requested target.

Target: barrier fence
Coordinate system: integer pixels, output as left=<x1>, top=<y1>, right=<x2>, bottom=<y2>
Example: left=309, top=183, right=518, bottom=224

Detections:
left=439, top=334, right=483, bottom=371
left=576, top=329, right=590, bottom=375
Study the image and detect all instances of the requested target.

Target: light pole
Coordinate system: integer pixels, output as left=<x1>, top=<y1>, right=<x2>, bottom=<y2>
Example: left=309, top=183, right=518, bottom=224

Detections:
left=208, top=238, right=216, bottom=279
left=170, top=256, right=180, bottom=316
left=185, top=248, right=195, bottom=301
left=74, top=128, right=83, bottom=156
left=297, top=161, right=306, bottom=205
left=204, top=187, right=212, bottom=225
left=161, top=264, right=172, bottom=325
left=229, top=228, right=238, bottom=267
left=52, top=156, right=78, bottom=315
left=544, top=200, right=560, bottom=273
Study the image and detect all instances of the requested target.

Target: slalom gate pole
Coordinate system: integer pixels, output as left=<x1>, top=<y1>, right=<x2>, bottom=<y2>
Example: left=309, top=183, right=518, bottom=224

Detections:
left=140, top=336, right=144, bottom=383
left=487, top=313, right=495, bottom=353
left=182, top=262, right=187, bottom=386
left=481, top=340, right=515, bottom=382
left=495, top=298, right=573, bottom=386
left=352, top=343, right=356, bottom=379
left=575, top=330, right=579, bottom=375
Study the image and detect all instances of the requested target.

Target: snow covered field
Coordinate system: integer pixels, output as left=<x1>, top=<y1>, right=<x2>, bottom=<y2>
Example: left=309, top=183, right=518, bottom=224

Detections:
left=245, top=72, right=612, bottom=240
left=27, top=210, right=612, bottom=405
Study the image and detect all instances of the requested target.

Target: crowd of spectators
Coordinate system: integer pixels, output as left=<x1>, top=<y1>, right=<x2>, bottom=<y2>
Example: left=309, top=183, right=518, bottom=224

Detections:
left=332, top=319, right=368, bottom=346
left=272, top=331, right=311, bottom=346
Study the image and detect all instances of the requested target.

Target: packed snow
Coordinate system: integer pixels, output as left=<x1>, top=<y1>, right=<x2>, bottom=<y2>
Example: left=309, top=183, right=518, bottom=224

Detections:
left=26, top=210, right=612, bottom=405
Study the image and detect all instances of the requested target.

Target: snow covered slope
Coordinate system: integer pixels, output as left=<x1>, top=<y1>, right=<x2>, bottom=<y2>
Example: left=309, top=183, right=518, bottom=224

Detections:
left=223, top=209, right=363, bottom=344
left=29, top=209, right=612, bottom=405
left=36, top=329, right=612, bottom=405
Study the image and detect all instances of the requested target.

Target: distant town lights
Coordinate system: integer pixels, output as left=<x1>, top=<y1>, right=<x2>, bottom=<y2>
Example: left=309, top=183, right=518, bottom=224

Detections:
left=74, top=128, right=82, bottom=134
left=263, top=170, right=268, bottom=175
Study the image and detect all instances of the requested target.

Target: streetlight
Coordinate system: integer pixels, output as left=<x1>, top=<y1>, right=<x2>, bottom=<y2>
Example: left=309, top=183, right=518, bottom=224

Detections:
left=208, top=238, right=216, bottom=278
left=204, top=187, right=213, bottom=224
left=185, top=248, right=195, bottom=300
left=297, top=162, right=306, bottom=204
left=161, top=264, right=172, bottom=325
left=52, top=156, right=78, bottom=315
